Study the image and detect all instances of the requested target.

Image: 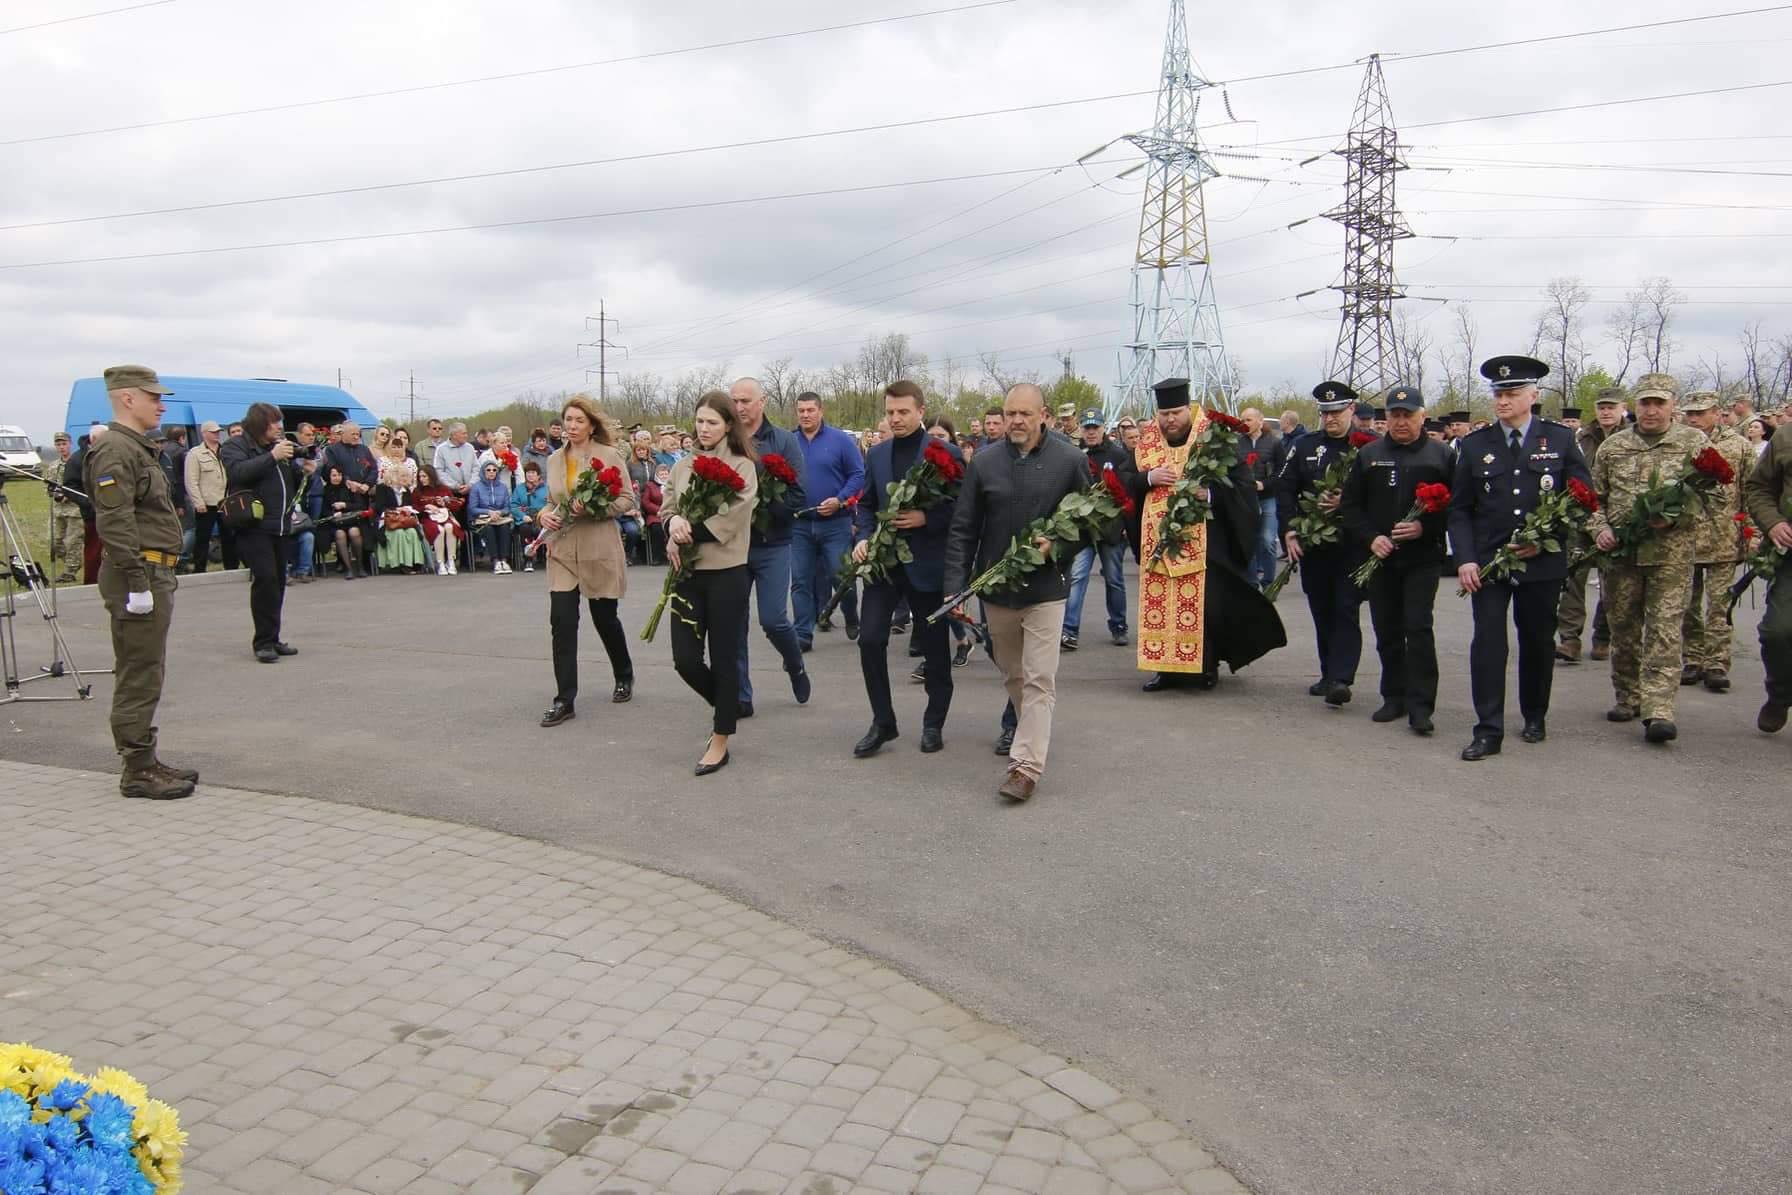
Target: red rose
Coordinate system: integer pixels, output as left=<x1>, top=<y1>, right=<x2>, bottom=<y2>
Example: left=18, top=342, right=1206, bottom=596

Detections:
left=1733, top=511, right=1749, bottom=524
left=1692, top=446, right=1735, bottom=486
left=922, top=440, right=963, bottom=483
left=1413, top=482, right=1452, bottom=514
left=761, top=453, right=799, bottom=485
left=1349, top=431, right=1378, bottom=448
left=692, top=455, right=746, bottom=492
left=1567, top=477, right=1600, bottom=513
left=1742, top=524, right=1758, bottom=541
left=1245, top=451, right=1260, bottom=468
left=1206, top=409, right=1249, bottom=435
left=1100, top=463, right=1136, bottom=518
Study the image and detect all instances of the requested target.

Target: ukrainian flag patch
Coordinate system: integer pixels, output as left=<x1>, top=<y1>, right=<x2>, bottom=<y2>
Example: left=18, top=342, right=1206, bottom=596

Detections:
left=96, top=474, right=117, bottom=486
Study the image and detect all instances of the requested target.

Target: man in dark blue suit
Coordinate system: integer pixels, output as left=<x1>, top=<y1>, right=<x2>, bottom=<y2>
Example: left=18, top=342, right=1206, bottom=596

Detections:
left=1448, top=355, right=1594, bottom=761
left=850, top=380, right=964, bottom=758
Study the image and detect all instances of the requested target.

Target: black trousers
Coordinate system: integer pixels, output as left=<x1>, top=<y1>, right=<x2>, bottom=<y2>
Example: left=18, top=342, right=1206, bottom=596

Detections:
left=1469, top=577, right=1563, bottom=741
left=191, top=509, right=238, bottom=571
left=859, top=568, right=952, bottom=732
left=1367, top=560, right=1440, bottom=719
left=550, top=589, right=633, bottom=706
left=235, top=529, right=289, bottom=651
left=1301, top=551, right=1364, bottom=685
left=670, top=565, right=750, bottom=735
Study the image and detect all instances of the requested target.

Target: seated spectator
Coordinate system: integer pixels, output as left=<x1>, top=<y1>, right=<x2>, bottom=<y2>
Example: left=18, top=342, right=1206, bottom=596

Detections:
left=468, top=461, right=515, bottom=574
left=522, top=427, right=554, bottom=477
left=321, top=465, right=371, bottom=580
left=369, top=424, right=393, bottom=461
left=378, top=437, right=417, bottom=491
left=414, top=463, right=464, bottom=575
left=512, top=461, right=550, bottom=573
left=390, top=425, right=420, bottom=466
left=373, top=465, right=428, bottom=575
left=642, top=462, right=669, bottom=564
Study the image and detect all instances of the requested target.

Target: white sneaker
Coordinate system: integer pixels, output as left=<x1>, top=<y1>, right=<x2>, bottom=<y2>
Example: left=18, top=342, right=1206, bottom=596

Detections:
left=436, top=562, right=447, bottom=576
left=523, top=561, right=534, bottom=573
left=447, top=559, right=457, bottom=575
left=502, top=562, right=513, bottom=575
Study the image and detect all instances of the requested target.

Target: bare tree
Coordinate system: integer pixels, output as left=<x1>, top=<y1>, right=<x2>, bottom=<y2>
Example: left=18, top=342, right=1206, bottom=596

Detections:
left=1440, top=304, right=1479, bottom=404
left=614, top=373, right=664, bottom=416
left=977, top=351, right=1039, bottom=394
left=1390, top=309, right=1433, bottom=397
left=758, top=357, right=807, bottom=414
left=1604, top=291, right=1648, bottom=385
left=669, top=365, right=729, bottom=409
left=1738, top=322, right=1773, bottom=403
left=1771, top=334, right=1792, bottom=405
left=1533, top=278, right=1591, bottom=409
left=856, top=332, right=926, bottom=390
left=1638, top=276, right=1684, bottom=373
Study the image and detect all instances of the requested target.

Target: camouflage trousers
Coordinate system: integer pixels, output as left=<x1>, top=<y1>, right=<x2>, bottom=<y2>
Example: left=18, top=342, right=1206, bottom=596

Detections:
left=1681, top=562, right=1737, bottom=673
left=51, top=512, right=84, bottom=573
left=1557, top=529, right=1607, bottom=645
left=1605, top=562, right=1694, bottom=721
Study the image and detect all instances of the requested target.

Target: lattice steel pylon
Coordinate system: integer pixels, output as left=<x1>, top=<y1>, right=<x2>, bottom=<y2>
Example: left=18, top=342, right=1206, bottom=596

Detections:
left=1111, top=0, right=1236, bottom=418
left=1323, top=54, right=1412, bottom=397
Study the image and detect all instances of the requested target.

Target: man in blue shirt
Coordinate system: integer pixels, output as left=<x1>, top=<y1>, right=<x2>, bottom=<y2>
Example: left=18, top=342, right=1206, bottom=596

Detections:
left=791, top=391, right=866, bottom=648
left=732, top=377, right=812, bottom=716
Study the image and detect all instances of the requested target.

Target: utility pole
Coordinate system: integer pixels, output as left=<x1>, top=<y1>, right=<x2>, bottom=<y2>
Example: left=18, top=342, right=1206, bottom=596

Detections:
left=405, top=372, right=417, bottom=424
left=1107, top=0, right=1236, bottom=417
left=1319, top=54, right=1412, bottom=397
left=579, top=301, right=625, bottom=402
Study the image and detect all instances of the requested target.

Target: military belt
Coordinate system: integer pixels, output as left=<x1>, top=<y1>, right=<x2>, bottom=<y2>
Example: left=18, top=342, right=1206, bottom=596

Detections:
left=140, top=549, right=180, bottom=567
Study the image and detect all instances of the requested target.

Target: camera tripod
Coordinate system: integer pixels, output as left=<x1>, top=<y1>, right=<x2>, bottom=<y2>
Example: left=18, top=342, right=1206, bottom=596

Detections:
left=0, top=474, right=107, bottom=704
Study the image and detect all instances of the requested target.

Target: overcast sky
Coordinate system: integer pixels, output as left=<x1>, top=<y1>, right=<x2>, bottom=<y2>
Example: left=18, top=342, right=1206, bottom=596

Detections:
left=3, top=0, right=1789, bottom=435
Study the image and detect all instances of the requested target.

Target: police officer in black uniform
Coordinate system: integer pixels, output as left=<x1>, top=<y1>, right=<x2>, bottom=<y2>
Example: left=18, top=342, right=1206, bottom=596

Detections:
left=1447, top=355, right=1593, bottom=761
left=1276, top=382, right=1367, bottom=706
left=1339, top=383, right=1454, bottom=735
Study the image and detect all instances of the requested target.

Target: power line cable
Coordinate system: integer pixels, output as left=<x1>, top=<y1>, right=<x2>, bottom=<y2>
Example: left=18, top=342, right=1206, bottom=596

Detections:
left=0, top=0, right=176, bottom=36
left=0, top=0, right=1020, bottom=147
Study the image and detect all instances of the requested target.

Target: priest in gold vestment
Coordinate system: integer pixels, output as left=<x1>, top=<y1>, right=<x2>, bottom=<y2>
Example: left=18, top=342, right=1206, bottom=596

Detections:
left=1121, top=378, right=1286, bottom=690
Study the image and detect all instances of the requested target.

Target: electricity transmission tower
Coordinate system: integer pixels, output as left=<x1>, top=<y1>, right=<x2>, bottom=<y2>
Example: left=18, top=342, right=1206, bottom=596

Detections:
left=1321, top=54, right=1411, bottom=396
left=1110, top=0, right=1236, bottom=417
left=578, top=301, right=625, bottom=401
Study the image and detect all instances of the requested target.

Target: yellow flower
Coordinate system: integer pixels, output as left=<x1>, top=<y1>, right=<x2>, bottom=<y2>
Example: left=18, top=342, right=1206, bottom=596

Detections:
left=90, top=1066, right=150, bottom=1109
left=23, top=1058, right=76, bottom=1098
left=0, top=1042, right=74, bottom=1096
left=134, top=1097, right=187, bottom=1159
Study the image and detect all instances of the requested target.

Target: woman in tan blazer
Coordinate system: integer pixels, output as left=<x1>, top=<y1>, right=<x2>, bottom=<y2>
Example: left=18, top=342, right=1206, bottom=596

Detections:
left=538, top=395, right=636, bottom=728
left=665, top=392, right=759, bottom=775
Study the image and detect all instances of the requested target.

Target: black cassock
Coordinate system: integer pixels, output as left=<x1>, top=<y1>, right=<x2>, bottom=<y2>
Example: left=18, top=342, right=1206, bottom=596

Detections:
left=1120, top=435, right=1287, bottom=676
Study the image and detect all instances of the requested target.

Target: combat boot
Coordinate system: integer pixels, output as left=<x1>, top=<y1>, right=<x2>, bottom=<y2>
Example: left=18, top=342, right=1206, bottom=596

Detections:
left=120, top=761, right=195, bottom=801
left=1556, top=638, right=1581, bottom=663
left=1680, top=664, right=1704, bottom=687
left=152, top=759, right=199, bottom=784
left=1589, top=641, right=1610, bottom=661
left=1702, top=669, right=1730, bottom=693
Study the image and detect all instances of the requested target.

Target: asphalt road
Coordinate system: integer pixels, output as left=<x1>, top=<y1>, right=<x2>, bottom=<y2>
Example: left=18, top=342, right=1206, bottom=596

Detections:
left=4, top=565, right=1788, bottom=1193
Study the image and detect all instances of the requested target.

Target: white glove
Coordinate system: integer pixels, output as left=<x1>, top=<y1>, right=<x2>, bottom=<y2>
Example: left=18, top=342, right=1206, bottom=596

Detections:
left=125, top=591, right=153, bottom=615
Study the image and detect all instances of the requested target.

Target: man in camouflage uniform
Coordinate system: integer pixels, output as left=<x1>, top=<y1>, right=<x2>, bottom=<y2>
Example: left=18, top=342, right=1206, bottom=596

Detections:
left=1678, top=390, right=1754, bottom=693
left=1586, top=373, right=1705, bottom=743
left=44, top=431, right=85, bottom=583
left=1557, top=387, right=1625, bottom=661
left=86, top=365, right=197, bottom=800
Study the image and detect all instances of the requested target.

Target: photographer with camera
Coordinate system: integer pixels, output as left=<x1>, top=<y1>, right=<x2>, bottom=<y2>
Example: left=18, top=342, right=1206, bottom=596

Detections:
left=221, top=402, right=300, bottom=664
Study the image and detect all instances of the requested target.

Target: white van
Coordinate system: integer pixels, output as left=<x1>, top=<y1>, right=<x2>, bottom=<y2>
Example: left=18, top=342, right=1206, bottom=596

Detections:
left=0, top=425, right=39, bottom=477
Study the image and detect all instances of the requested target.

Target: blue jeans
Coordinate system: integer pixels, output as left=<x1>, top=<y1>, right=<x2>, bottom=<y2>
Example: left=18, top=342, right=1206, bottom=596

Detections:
left=1063, top=541, right=1128, bottom=636
left=791, top=515, right=857, bottom=642
left=737, top=541, right=807, bottom=704
left=1251, top=495, right=1279, bottom=590
left=292, top=529, right=315, bottom=576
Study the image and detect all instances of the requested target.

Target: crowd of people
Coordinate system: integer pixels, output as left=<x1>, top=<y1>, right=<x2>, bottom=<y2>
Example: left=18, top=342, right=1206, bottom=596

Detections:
left=60, top=359, right=1792, bottom=803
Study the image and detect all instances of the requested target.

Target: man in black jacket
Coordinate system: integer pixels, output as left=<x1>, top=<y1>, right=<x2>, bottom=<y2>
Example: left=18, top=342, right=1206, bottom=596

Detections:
left=945, top=384, right=1090, bottom=803
left=1061, top=408, right=1131, bottom=650
left=220, top=402, right=300, bottom=663
left=1339, top=384, right=1454, bottom=735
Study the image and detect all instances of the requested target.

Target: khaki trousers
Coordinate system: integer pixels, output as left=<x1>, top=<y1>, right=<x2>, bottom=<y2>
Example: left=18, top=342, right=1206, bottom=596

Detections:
left=984, top=599, right=1065, bottom=781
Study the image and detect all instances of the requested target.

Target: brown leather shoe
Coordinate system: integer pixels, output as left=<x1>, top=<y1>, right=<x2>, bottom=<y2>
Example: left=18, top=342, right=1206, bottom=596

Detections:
left=997, top=770, right=1035, bottom=803
left=1556, top=638, right=1581, bottom=663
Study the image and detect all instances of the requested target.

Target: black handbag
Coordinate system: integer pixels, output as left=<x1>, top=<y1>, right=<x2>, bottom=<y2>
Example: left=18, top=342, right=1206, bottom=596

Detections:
left=220, top=489, right=263, bottom=530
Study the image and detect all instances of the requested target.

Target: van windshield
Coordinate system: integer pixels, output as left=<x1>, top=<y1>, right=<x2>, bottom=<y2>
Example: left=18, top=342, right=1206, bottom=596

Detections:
left=0, top=436, right=32, bottom=453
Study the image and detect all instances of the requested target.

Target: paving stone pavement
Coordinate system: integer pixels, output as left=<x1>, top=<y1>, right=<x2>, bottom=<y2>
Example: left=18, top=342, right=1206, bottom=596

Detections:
left=1, top=761, right=1247, bottom=1195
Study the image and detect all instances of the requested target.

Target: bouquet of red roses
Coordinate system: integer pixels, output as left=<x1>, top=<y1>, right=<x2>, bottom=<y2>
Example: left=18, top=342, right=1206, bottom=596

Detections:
left=1580, top=446, right=1735, bottom=571
left=498, top=447, right=520, bottom=476
left=526, top=457, right=626, bottom=554
left=1151, top=409, right=1249, bottom=568
left=1264, top=430, right=1378, bottom=599
left=820, top=440, right=963, bottom=620
left=1467, top=475, right=1600, bottom=593
left=754, top=453, right=800, bottom=534
left=929, top=465, right=1134, bottom=620
left=1727, top=498, right=1792, bottom=613
left=641, top=454, right=748, bottom=641
left=1350, top=482, right=1452, bottom=587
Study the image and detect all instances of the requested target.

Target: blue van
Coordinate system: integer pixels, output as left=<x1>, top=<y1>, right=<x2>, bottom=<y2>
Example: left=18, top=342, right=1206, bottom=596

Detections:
left=65, top=376, right=383, bottom=442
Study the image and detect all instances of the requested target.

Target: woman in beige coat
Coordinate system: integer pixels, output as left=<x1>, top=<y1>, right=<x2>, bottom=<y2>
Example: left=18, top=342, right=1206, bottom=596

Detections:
left=538, top=395, right=637, bottom=728
left=666, top=391, right=758, bottom=775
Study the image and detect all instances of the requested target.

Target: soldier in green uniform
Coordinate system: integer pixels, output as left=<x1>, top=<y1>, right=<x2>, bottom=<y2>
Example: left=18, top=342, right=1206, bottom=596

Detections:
left=1678, top=390, right=1754, bottom=693
left=87, top=365, right=197, bottom=800
left=1556, top=387, right=1625, bottom=662
left=1586, top=373, right=1705, bottom=743
left=44, top=431, right=85, bottom=584
left=1744, top=420, right=1792, bottom=734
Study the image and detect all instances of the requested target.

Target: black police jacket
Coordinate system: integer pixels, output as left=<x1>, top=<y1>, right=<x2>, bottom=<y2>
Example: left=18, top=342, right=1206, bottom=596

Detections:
left=1275, top=430, right=1366, bottom=560
left=1446, top=420, right=1591, bottom=582
left=1339, top=434, right=1454, bottom=564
